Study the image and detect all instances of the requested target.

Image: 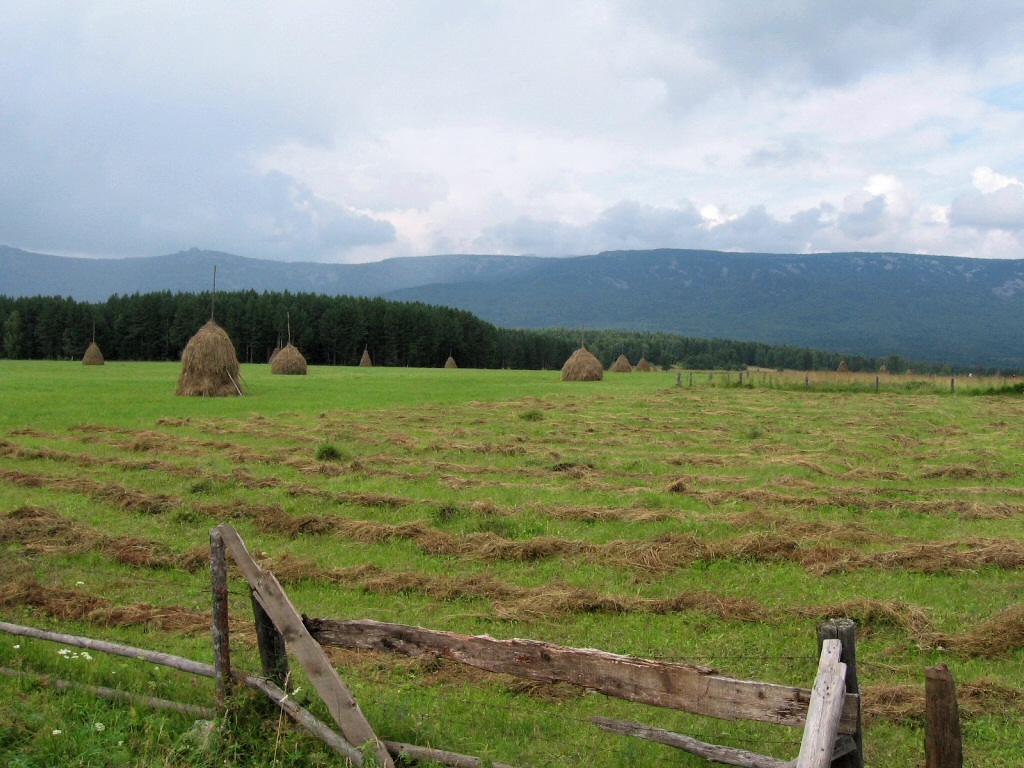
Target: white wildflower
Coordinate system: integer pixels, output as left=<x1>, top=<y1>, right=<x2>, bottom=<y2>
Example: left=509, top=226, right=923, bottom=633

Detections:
left=12, top=644, right=19, bottom=649
left=52, top=729, right=62, bottom=736
left=76, top=581, right=85, bottom=586
left=94, top=722, right=105, bottom=732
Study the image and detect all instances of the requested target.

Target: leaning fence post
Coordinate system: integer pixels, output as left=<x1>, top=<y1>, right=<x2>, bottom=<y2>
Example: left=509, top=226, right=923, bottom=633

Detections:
left=209, top=526, right=232, bottom=708
left=925, top=664, right=963, bottom=768
left=817, top=619, right=862, bottom=768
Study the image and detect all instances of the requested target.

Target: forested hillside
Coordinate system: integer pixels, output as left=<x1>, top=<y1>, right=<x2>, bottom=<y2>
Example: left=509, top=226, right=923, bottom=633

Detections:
left=0, top=291, right=956, bottom=373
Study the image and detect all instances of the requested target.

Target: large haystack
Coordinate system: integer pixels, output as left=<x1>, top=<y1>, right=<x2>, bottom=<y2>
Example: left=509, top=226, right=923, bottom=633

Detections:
left=837, top=360, right=850, bottom=373
left=444, top=355, right=458, bottom=369
left=610, top=354, right=633, bottom=373
left=270, top=343, right=307, bottom=375
left=636, top=357, right=652, bottom=372
left=82, top=342, right=104, bottom=366
left=561, top=346, right=604, bottom=381
left=359, top=348, right=373, bottom=367
left=175, top=320, right=242, bottom=397
left=268, top=344, right=282, bottom=364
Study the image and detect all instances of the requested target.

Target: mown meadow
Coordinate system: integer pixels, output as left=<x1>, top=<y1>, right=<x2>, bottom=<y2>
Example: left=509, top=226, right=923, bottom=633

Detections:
left=0, top=361, right=1022, bottom=766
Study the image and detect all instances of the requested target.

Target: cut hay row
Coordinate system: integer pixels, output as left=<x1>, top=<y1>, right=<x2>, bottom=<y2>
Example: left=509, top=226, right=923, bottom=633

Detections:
left=27, top=428, right=1024, bottom=520
left=0, top=578, right=239, bottom=637
left=11, top=570, right=1014, bottom=728
left=3, top=464, right=1024, bottom=579
left=0, top=506, right=207, bottom=571
left=862, top=678, right=1024, bottom=725
left=0, top=505, right=937, bottom=638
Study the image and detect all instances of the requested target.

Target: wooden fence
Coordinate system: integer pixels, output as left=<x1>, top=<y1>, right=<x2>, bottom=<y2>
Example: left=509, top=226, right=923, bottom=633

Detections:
left=0, top=523, right=969, bottom=767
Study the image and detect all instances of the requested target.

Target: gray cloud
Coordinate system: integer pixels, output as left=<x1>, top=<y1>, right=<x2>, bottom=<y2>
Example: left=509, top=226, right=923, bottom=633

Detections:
left=949, top=185, right=1024, bottom=230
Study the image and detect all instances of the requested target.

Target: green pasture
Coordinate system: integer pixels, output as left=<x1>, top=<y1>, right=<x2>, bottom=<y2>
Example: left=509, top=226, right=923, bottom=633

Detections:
left=0, top=360, right=1022, bottom=766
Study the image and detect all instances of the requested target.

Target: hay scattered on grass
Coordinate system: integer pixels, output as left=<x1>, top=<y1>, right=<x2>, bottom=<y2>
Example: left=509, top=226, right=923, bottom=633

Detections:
left=864, top=678, right=1024, bottom=724
left=0, top=578, right=229, bottom=635
left=931, top=606, right=1024, bottom=657
left=175, top=320, right=242, bottom=397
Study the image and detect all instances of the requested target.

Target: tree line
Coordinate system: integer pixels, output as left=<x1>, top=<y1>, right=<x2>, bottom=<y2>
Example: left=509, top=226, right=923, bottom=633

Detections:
left=0, top=290, right=966, bottom=374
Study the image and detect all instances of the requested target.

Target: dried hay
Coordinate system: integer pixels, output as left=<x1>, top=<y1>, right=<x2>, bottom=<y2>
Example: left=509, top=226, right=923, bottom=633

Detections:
left=360, top=348, right=373, bottom=367
left=797, top=598, right=932, bottom=637
left=444, top=355, right=458, bottom=369
left=175, top=320, right=242, bottom=397
left=635, top=357, right=652, bottom=372
left=864, top=678, right=1024, bottom=724
left=936, top=606, right=1024, bottom=657
left=82, top=341, right=104, bottom=365
left=560, top=346, right=604, bottom=382
left=609, top=354, right=632, bottom=373
left=836, top=360, right=850, bottom=373
left=270, top=343, right=307, bottom=375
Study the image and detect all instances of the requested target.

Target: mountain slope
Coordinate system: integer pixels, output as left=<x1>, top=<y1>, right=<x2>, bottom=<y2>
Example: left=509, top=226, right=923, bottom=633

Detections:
left=4, top=245, right=1024, bottom=367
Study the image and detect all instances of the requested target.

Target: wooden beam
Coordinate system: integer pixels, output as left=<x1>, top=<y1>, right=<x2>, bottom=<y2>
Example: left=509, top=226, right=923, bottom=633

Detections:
left=795, top=640, right=846, bottom=768
left=216, top=525, right=394, bottom=768
left=589, top=716, right=791, bottom=768
left=305, top=617, right=859, bottom=733
left=817, top=619, right=862, bottom=768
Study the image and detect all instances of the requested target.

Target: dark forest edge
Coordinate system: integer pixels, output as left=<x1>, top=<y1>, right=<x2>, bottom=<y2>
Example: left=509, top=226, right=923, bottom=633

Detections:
left=0, top=290, right=996, bottom=374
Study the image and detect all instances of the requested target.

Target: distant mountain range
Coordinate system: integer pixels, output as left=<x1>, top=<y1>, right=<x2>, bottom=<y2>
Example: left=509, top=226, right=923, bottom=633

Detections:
left=3, top=244, right=1024, bottom=368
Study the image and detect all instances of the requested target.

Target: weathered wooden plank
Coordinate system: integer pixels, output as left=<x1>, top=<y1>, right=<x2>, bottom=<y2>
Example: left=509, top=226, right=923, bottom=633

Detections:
left=925, top=664, right=963, bottom=768
left=795, top=639, right=847, bottom=768
left=305, top=617, right=859, bottom=733
left=589, top=716, right=792, bottom=768
left=216, top=524, right=394, bottom=768
left=817, top=620, right=862, bottom=768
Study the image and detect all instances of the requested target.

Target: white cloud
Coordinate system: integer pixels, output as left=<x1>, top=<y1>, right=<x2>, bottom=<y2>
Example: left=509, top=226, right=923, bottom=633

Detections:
left=2, top=3, right=1024, bottom=261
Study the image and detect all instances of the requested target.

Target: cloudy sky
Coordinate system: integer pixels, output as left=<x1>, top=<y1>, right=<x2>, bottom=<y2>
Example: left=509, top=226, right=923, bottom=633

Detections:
left=3, top=1, right=1024, bottom=263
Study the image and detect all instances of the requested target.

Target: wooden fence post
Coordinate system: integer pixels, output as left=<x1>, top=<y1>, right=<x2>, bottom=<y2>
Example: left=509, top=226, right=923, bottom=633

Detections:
left=817, top=619, right=862, bottom=768
left=252, top=593, right=290, bottom=689
left=209, top=526, right=231, bottom=708
left=925, top=664, right=962, bottom=768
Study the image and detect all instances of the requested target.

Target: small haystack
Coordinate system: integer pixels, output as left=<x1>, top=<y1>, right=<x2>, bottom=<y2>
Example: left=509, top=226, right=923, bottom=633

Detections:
left=359, top=348, right=373, bottom=367
left=561, top=346, right=604, bottom=381
left=271, top=343, right=307, bottom=375
left=879, top=364, right=889, bottom=374
left=82, top=341, right=104, bottom=366
left=175, top=320, right=242, bottom=397
left=636, top=357, right=652, bottom=372
left=444, top=355, right=458, bottom=369
left=837, top=360, right=850, bottom=373
left=610, top=354, right=633, bottom=373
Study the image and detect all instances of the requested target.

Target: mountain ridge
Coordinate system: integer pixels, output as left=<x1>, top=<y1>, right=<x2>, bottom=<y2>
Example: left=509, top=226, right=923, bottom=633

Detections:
left=3, top=244, right=1023, bottom=367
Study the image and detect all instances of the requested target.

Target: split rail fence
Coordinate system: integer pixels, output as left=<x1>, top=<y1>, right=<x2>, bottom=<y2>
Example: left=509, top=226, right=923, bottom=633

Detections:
left=0, top=523, right=967, bottom=767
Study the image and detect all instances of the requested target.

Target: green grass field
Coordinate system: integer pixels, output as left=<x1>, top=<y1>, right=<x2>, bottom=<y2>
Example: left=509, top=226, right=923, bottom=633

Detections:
left=1, top=361, right=1022, bottom=766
